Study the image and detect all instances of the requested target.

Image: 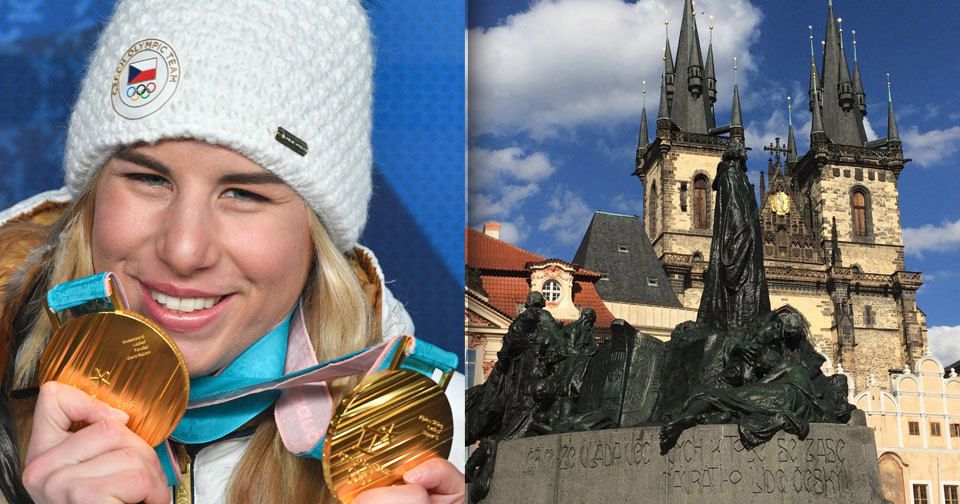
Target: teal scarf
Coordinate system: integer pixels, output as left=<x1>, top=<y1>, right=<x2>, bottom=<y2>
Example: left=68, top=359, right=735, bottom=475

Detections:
left=170, top=311, right=292, bottom=444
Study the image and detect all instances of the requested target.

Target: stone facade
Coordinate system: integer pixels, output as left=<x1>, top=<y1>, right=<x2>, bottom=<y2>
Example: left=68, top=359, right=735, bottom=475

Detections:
left=636, top=126, right=924, bottom=394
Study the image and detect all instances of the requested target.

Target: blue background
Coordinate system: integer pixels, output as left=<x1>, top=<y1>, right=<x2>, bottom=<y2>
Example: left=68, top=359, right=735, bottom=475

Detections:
left=0, top=1, right=465, bottom=366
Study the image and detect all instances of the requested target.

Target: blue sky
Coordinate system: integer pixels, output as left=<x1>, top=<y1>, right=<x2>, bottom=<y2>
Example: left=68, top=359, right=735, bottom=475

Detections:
left=467, top=0, right=960, bottom=362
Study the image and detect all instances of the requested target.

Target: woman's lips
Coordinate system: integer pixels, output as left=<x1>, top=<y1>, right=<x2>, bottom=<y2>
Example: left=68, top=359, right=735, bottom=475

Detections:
left=139, top=282, right=232, bottom=334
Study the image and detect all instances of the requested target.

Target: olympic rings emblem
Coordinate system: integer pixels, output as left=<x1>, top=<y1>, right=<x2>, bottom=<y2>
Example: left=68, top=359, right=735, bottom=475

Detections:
left=125, top=82, right=157, bottom=101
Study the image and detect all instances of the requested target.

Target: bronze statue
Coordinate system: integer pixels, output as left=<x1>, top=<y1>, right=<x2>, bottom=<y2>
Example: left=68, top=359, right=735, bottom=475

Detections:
left=697, top=140, right=770, bottom=331
left=466, top=139, right=857, bottom=502
left=655, top=141, right=853, bottom=453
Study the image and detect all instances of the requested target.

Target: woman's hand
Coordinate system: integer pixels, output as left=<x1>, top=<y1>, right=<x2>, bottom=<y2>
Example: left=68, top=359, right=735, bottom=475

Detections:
left=353, top=457, right=465, bottom=504
left=22, top=382, right=171, bottom=504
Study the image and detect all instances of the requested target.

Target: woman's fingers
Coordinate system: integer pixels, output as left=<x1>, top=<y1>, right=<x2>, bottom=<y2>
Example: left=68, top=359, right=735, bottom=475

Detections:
left=26, top=382, right=129, bottom=464
left=26, top=447, right=170, bottom=504
left=25, top=419, right=164, bottom=486
left=22, top=382, right=169, bottom=504
left=352, top=484, right=430, bottom=504
left=402, top=458, right=465, bottom=503
left=351, top=458, right=467, bottom=504
left=44, top=464, right=170, bottom=504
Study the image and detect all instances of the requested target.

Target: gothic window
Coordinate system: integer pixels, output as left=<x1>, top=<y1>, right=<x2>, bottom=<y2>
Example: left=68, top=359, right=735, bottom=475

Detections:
left=864, top=305, right=874, bottom=327
left=542, top=280, right=562, bottom=302
left=694, top=175, right=709, bottom=229
left=648, top=182, right=658, bottom=236
left=850, top=187, right=872, bottom=239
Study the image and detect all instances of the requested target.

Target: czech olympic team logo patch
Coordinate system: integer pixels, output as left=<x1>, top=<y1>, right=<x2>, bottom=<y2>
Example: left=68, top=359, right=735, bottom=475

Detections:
left=111, top=39, right=180, bottom=119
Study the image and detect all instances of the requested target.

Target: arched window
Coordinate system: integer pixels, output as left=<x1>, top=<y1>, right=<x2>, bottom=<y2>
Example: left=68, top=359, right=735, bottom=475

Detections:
left=648, top=182, right=658, bottom=236
left=542, top=280, right=562, bottom=302
left=692, top=252, right=704, bottom=262
left=694, top=175, right=709, bottom=229
left=850, top=187, right=872, bottom=239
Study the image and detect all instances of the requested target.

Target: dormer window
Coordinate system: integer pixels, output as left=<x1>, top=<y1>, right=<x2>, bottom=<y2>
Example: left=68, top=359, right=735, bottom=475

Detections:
left=646, top=277, right=658, bottom=287
left=618, top=244, right=629, bottom=253
left=542, top=280, right=562, bottom=302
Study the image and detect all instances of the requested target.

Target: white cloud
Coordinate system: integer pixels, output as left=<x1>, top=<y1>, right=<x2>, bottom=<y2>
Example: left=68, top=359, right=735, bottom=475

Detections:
left=469, top=183, right=540, bottom=222
left=538, top=187, right=595, bottom=244
left=610, top=193, right=643, bottom=215
left=498, top=219, right=532, bottom=244
left=901, top=125, right=960, bottom=167
left=468, top=0, right=762, bottom=138
left=468, top=147, right=557, bottom=190
left=929, top=326, right=960, bottom=368
left=903, top=217, right=960, bottom=257
left=863, top=116, right=878, bottom=142
left=468, top=146, right=560, bottom=235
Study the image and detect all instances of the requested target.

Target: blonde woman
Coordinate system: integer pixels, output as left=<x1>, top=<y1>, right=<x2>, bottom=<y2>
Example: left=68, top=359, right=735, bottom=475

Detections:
left=0, top=0, right=464, bottom=502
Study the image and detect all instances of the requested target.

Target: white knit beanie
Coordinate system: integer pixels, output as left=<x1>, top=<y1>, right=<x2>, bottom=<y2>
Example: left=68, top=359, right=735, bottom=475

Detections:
left=64, top=0, right=373, bottom=252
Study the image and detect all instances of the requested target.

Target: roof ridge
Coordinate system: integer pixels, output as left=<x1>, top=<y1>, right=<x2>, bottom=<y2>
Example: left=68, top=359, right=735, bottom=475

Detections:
left=595, top=210, right=640, bottom=219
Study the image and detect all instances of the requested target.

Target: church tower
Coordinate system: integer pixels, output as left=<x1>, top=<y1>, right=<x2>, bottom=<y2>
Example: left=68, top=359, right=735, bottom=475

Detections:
left=634, top=0, right=739, bottom=307
left=761, top=1, right=923, bottom=385
left=634, top=0, right=925, bottom=389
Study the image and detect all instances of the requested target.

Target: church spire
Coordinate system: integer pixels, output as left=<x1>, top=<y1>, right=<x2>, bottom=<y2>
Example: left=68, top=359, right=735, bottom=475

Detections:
left=730, top=57, right=744, bottom=144
left=808, top=26, right=826, bottom=144
left=657, top=73, right=671, bottom=132
left=787, top=96, right=798, bottom=164
left=836, top=20, right=855, bottom=113
left=819, top=2, right=866, bottom=146
left=704, top=17, right=717, bottom=127
left=664, top=18, right=675, bottom=109
left=851, top=30, right=866, bottom=116
left=669, top=0, right=712, bottom=133
left=638, top=81, right=650, bottom=150
left=886, top=73, right=901, bottom=146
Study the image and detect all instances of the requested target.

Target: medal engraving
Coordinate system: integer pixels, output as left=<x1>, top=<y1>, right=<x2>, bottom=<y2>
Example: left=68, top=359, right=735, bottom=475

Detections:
left=38, top=308, right=189, bottom=446
left=323, top=367, right=453, bottom=504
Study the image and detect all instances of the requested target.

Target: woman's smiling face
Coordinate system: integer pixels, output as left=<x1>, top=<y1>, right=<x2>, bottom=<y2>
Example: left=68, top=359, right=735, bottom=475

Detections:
left=91, top=140, right=314, bottom=376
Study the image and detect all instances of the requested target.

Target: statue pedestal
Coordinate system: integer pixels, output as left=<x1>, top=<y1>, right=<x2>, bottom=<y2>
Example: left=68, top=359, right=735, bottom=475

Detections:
left=479, top=423, right=889, bottom=503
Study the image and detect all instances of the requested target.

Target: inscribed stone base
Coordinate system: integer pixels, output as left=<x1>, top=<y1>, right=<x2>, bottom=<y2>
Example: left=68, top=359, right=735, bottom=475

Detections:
left=478, top=423, right=889, bottom=504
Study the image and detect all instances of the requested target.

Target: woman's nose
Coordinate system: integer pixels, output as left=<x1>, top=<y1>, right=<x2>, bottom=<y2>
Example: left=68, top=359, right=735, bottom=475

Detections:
left=155, top=198, right=220, bottom=276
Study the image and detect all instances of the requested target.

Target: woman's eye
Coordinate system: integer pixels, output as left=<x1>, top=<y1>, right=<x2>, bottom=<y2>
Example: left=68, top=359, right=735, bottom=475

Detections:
left=124, top=172, right=170, bottom=187
left=223, top=188, right=269, bottom=202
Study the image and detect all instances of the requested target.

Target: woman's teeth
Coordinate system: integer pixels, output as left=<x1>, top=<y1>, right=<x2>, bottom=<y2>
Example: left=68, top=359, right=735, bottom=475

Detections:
left=150, top=291, right=221, bottom=313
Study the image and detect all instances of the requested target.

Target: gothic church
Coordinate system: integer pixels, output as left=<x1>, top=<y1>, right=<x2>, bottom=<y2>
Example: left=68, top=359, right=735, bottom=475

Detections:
left=633, top=0, right=924, bottom=389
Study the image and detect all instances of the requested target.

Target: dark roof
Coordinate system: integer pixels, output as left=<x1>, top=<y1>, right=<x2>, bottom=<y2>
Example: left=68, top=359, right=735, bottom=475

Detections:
left=572, top=212, right=681, bottom=308
left=668, top=0, right=713, bottom=133
left=818, top=2, right=866, bottom=146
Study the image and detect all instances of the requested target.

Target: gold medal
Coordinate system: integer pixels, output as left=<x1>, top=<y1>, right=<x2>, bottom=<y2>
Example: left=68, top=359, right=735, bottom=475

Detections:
left=323, top=336, right=454, bottom=504
left=38, top=276, right=189, bottom=446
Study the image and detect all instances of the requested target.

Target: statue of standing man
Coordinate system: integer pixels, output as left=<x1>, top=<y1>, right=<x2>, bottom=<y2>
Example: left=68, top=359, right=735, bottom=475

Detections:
left=697, top=140, right=770, bottom=330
